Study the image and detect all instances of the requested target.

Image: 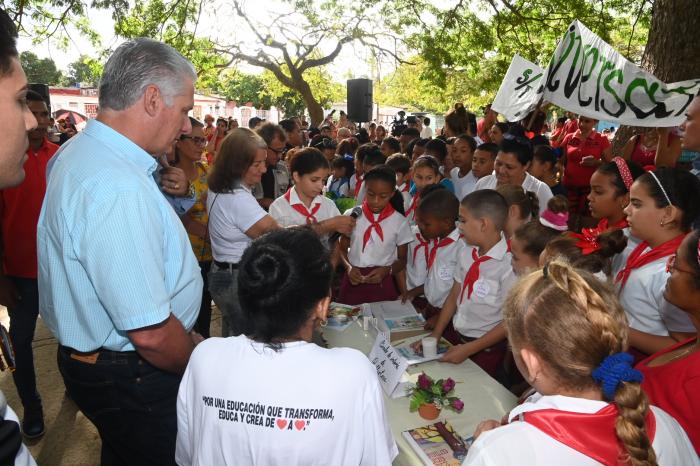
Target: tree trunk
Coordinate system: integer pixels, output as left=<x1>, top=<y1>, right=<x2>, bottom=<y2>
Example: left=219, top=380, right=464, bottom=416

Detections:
left=295, top=79, right=324, bottom=127
left=611, top=0, right=700, bottom=155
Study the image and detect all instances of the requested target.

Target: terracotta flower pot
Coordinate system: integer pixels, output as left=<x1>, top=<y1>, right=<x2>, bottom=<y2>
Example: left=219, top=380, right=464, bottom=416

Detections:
left=418, top=403, right=441, bottom=420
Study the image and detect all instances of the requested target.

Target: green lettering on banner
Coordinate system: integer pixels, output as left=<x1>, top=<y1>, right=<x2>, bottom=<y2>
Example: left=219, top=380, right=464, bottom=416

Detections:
left=625, top=78, right=670, bottom=119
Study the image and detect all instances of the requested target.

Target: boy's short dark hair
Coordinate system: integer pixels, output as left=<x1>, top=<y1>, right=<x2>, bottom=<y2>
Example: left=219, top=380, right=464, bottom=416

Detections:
left=424, top=138, right=448, bottom=162
left=418, top=185, right=459, bottom=222
left=386, top=154, right=411, bottom=175
left=400, top=127, right=420, bottom=139
left=476, top=142, right=499, bottom=159
left=362, top=145, right=387, bottom=168
left=0, top=8, right=18, bottom=77
left=381, top=136, right=401, bottom=153
left=461, top=189, right=508, bottom=231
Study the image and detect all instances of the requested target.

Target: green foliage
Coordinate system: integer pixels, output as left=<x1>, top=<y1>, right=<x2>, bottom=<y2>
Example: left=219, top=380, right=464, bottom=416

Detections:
left=380, top=0, right=652, bottom=113
left=113, top=0, right=226, bottom=90
left=216, top=67, right=344, bottom=117
left=19, top=51, right=64, bottom=85
left=67, top=55, right=103, bottom=87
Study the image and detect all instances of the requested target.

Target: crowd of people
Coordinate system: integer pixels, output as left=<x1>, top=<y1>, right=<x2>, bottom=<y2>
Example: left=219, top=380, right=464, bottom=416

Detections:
left=1, top=6, right=700, bottom=465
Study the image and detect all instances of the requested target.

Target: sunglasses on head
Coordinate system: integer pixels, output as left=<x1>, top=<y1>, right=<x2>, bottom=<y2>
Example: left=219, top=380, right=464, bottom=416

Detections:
left=503, top=133, right=532, bottom=146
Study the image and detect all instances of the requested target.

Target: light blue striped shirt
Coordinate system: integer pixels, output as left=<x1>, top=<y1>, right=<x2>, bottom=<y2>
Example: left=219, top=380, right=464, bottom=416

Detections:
left=38, top=119, right=202, bottom=352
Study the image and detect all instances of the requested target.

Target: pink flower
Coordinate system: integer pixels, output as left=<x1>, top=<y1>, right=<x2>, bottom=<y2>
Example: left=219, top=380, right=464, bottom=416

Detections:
left=417, top=373, right=431, bottom=390
left=442, top=378, right=456, bottom=393
left=452, top=399, right=464, bottom=411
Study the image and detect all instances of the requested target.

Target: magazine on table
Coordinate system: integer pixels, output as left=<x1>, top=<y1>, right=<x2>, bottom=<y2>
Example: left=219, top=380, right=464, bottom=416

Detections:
left=325, top=302, right=363, bottom=331
left=394, top=337, right=452, bottom=365
left=403, top=420, right=472, bottom=466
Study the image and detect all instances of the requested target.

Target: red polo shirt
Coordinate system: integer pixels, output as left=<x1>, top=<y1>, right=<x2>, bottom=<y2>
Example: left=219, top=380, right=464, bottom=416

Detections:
left=0, top=138, right=58, bottom=278
left=561, top=130, right=610, bottom=188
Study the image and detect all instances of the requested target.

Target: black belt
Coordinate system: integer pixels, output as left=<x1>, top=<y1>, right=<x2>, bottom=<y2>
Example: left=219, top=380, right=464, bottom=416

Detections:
left=214, top=260, right=239, bottom=271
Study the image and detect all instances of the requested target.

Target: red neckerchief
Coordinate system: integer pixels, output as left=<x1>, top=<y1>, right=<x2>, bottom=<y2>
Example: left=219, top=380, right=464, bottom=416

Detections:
left=406, top=192, right=420, bottom=217
left=361, top=201, right=396, bottom=252
left=615, top=234, right=685, bottom=290
left=354, top=175, right=364, bottom=198
left=399, top=182, right=410, bottom=193
left=460, top=248, right=492, bottom=303
left=283, top=189, right=321, bottom=224
left=519, top=404, right=656, bottom=466
left=412, top=233, right=430, bottom=265
left=583, top=218, right=628, bottom=238
left=427, top=237, right=455, bottom=270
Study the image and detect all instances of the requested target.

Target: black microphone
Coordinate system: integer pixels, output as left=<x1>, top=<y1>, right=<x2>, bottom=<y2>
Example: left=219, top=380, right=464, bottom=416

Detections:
left=328, top=206, right=362, bottom=246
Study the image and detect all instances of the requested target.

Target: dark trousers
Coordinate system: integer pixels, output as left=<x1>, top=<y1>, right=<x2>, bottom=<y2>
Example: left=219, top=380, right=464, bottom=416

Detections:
left=6, top=277, right=41, bottom=409
left=194, top=261, right=212, bottom=338
left=57, top=346, right=181, bottom=466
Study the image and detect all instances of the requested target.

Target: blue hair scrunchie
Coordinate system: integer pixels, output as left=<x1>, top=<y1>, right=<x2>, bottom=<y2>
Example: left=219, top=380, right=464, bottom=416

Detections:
left=343, top=153, right=354, bottom=161
left=591, top=352, right=644, bottom=400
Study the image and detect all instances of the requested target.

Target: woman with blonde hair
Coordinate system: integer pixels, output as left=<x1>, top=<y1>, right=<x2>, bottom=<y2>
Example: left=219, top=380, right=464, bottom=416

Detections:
left=465, top=260, right=697, bottom=466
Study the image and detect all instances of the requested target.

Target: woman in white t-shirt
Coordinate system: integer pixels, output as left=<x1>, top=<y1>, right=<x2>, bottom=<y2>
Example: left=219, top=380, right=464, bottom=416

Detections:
left=207, top=128, right=281, bottom=336
left=176, top=228, right=398, bottom=466
left=473, top=137, right=553, bottom=214
left=465, top=260, right=697, bottom=466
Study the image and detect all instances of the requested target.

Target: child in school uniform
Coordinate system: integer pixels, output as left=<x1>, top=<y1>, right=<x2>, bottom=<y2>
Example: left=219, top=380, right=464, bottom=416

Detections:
left=326, top=155, right=354, bottom=198
left=423, top=139, right=455, bottom=193
left=496, top=184, right=540, bottom=239
left=386, top=154, right=412, bottom=212
left=349, top=148, right=365, bottom=198
left=450, top=134, right=478, bottom=201
left=509, top=220, right=562, bottom=276
left=269, top=148, right=355, bottom=247
left=402, top=187, right=462, bottom=322
left=617, top=167, right=700, bottom=358
left=471, top=143, right=498, bottom=180
left=354, top=144, right=386, bottom=204
left=587, top=157, right=645, bottom=278
left=464, top=261, right=698, bottom=466
left=338, top=166, right=413, bottom=305
left=405, top=156, right=442, bottom=225
left=419, top=189, right=516, bottom=378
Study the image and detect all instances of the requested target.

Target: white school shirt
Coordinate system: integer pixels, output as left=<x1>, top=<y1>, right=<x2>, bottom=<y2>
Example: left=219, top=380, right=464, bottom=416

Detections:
left=349, top=173, right=359, bottom=193
left=347, top=208, right=413, bottom=268
left=450, top=167, right=478, bottom=201
left=176, top=336, right=398, bottom=466
left=610, top=227, right=640, bottom=280
left=452, top=235, right=517, bottom=338
left=464, top=393, right=698, bottom=466
left=617, top=255, right=695, bottom=335
left=326, top=175, right=350, bottom=197
left=355, top=180, right=366, bottom=203
left=424, top=228, right=463, bottom=308
left=405, top=225, right=429, bottom=290
left=474, top=172, right=553, bottom=215
left=269, top=187, right=341, bottom=227
left=397, top=183, right=412, bottom=212
left=207, top=186, right=267, bottom=263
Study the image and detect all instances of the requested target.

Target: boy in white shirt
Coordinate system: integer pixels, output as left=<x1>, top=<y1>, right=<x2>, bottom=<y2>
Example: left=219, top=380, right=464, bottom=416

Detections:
left=386, top=154, right=412, bottom=212
left=400, top=186, right=461, bottom=321
left=418, top=189, right=516, bottom=378
left=450, top=135, right=478, bottom=201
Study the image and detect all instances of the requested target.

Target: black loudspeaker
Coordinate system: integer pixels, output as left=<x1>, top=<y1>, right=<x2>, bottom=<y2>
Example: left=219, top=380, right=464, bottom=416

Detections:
left=29, top=83, right=51, bottom=112
left=347, top=79, right=373, bottom=122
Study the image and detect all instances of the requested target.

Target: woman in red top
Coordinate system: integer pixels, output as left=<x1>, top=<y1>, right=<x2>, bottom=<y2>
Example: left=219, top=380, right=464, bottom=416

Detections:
left=560, top=115, right=612, bottom=217
left=637, top=229, right=700, bottom=454
left=622, top=127, right=682, bottom=169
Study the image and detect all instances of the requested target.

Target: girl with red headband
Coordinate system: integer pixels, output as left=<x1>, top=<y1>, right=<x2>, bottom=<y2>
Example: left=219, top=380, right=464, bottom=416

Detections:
left=618, top=168, right=700, bottom=358
left=587, top=157, right=645, bottom=277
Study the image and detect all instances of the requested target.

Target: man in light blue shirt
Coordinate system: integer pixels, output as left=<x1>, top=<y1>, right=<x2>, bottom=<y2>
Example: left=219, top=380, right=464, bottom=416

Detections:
left=38, top=38, right=202, bottom=466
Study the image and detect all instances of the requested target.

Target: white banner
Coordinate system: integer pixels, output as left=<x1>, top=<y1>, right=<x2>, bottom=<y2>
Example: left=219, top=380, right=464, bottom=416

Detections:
left=491, top=55, right=544, bottom=122
left=494, top=21, right=700, bottom=127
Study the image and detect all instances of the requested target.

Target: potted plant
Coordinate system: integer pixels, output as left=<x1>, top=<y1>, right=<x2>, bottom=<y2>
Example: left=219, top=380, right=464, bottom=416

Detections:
left=409, top=373, right=464, bottom=420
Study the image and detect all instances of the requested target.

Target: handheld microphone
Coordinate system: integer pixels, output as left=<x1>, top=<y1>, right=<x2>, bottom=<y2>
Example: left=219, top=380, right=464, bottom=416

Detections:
left=328, top=206, right=362, bottom=246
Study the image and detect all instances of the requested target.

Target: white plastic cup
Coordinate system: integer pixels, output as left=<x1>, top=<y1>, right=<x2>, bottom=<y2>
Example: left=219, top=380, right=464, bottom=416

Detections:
left=422, top=336, right=438, bottom=359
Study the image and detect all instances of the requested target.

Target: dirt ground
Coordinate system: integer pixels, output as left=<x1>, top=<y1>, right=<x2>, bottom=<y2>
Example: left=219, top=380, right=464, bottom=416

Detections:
left=0, top=305, right=222, bottom=466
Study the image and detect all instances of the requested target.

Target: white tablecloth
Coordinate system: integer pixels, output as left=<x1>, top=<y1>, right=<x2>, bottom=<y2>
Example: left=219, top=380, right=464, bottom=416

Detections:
left=322, top=322, right=518, bottom=466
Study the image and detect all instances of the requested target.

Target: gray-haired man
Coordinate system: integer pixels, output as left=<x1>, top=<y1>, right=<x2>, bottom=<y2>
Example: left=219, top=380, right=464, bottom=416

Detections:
left=38, top=38, right=203, bottom=465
